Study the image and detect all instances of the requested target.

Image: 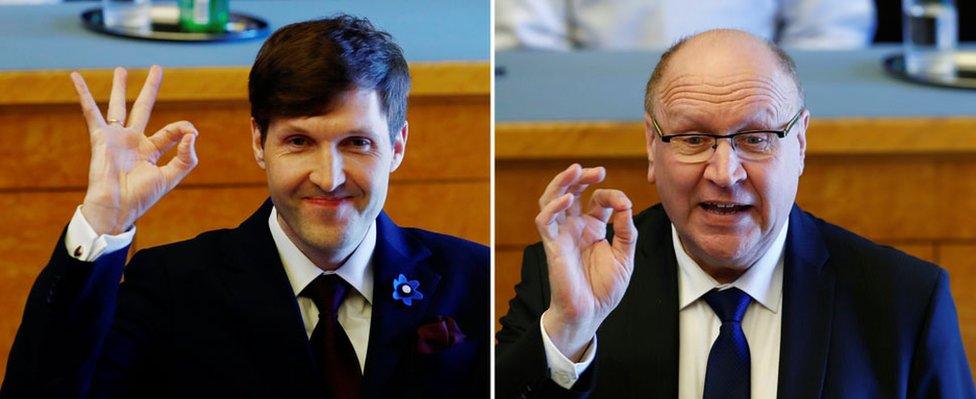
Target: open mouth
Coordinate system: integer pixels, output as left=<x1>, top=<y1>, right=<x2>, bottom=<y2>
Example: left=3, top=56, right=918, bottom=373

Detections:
left=700, top=201, right=752, bottom=215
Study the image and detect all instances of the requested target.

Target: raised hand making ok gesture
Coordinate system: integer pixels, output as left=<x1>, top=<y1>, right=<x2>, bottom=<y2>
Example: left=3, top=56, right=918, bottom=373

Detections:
left=536, top=164, right=638, bottom=362
left=72, top=66, right=199, bottom=236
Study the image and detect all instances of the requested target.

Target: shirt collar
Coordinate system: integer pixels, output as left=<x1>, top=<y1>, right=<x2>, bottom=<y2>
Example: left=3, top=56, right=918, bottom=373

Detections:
left=674, top=219, right=788, bottom=313
left=269, top=206, right=376, bottom=304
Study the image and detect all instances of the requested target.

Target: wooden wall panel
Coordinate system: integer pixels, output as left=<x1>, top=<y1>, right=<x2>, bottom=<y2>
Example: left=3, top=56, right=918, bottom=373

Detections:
left=385, top=181, right=489, bottom=244
left=496, top=159, right=660, bottom=247
left=798, top=155, right=976, bottom=242
left=132, top=186, right=271, bottom=250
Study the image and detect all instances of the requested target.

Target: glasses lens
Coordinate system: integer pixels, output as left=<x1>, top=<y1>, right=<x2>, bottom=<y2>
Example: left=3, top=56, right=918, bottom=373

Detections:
left=733, top=132, right=778, bottom=160
left=670, top=135, right=713, bottom=155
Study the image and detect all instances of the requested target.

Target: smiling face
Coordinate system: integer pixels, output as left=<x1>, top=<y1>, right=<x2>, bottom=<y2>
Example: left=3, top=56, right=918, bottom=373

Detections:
left=645, top=31, right=808, bottom=282
left=252, top=88, right=407, bottom=269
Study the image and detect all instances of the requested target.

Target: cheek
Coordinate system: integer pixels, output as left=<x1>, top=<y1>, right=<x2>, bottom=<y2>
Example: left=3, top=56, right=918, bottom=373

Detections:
left=656, top=164, right=705, bottom=219
left=661, top=166, right=704, bottom=200
left=266, top=158, right=309, bottom=192
left=347, top=157, right=390, bottom=192
left=747, top=164, right=799, bottom=214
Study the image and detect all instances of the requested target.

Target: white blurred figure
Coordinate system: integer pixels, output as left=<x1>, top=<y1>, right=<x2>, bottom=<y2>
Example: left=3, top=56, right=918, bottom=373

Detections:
left=496, top=0, right=876, bottom=50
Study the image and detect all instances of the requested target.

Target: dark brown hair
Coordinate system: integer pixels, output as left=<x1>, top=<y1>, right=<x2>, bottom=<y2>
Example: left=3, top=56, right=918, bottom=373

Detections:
left=249, top=15, right=410, bottom=144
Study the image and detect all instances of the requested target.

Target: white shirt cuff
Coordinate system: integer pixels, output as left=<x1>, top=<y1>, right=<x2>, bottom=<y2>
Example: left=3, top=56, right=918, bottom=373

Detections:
left=65, top=205, right=135, bottom=261
left=540, top=315, right=597, bottom=389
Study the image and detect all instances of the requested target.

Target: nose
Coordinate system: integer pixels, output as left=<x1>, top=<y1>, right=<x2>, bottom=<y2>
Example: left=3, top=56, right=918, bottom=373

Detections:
left=308, top=146, right=346, bottom=192
left=703, top=140, right=746, bottom=188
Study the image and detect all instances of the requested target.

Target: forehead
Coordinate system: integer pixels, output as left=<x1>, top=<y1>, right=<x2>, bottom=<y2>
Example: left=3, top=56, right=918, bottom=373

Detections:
left=657, top=72, right=794, bottom=126
left=654, top=39, right=799, bottom=127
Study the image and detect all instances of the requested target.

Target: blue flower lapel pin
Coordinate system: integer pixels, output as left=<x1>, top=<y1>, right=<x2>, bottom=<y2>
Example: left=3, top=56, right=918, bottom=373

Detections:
left=393, top=274, right=423, bottom=306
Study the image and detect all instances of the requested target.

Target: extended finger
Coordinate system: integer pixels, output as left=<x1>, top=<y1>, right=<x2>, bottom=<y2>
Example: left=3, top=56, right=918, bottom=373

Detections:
left=128, top=65, right=163, bottom=132
left=160, top=132, right=199, bottom=188
left=70, top=71, right=105, bottom=129
left=539, top=164, right=606, bottom=209
left=148, top=121, right=198, bottom=162
left=535, top=193, right=573, bottom=238
left=106, top=67, right=128, bottom=125
left=539, top=164, right=581, bottom=209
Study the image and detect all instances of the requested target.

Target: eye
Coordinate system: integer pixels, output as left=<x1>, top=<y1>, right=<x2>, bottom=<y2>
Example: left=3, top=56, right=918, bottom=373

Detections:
left=344, top=137, right=374, bottom=149
left=285, top=135, right=310, bottom=147
left=743, top=134, right=768, bottom=145
left=675, top=135, right=708, bottom=146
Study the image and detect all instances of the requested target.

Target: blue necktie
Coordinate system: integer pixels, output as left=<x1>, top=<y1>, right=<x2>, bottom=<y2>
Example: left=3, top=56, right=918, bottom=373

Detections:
left=702, top=287, right=752, bottom=399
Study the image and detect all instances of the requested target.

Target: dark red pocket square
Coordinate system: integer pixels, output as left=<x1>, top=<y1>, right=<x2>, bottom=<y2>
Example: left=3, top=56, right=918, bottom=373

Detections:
left=416, top=316, right=466, bottom=354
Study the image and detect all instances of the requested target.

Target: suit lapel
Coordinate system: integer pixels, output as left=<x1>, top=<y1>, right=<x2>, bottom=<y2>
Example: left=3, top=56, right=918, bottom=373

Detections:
left=618, top=205, right=680, bottom=397
left=213, top=199, right=324, bottom=398
left=776, top=205, right=835, bottom=399
left=362, top=212, right=441, bottom=398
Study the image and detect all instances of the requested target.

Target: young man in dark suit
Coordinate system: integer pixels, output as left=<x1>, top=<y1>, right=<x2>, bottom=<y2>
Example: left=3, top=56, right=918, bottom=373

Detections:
left=2, top=16, right=487, bottom=399
left=496, top=29, right=974, bottom=398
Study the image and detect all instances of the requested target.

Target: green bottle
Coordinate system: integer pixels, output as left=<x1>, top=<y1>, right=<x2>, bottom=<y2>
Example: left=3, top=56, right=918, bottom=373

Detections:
left=179, top=0, right=229, bottom=33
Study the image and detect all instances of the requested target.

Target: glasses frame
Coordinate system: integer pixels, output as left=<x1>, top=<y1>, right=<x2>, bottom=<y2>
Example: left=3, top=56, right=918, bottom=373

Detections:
left=651, top=109, right=805, bottom=158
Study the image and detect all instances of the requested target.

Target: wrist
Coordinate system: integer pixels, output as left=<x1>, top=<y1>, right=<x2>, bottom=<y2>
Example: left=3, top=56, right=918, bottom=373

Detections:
left=542, top=308, right=598, bottom=362
left=80, top=201, right=129, bottom=235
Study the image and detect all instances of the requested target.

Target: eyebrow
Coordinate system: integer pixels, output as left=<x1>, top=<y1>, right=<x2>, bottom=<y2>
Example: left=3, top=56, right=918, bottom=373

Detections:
left=661, top=111, right=788, bottom=134
left=277, top=123, right=379, bottom=139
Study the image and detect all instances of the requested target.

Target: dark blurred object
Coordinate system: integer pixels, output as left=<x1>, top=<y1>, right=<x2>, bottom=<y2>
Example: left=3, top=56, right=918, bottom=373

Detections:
left=875, top=0, right=975, bottom=42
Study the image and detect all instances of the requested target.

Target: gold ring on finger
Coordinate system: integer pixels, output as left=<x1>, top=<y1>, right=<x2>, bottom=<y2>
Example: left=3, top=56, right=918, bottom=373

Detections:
left=106, top=118, right=123, bottom=125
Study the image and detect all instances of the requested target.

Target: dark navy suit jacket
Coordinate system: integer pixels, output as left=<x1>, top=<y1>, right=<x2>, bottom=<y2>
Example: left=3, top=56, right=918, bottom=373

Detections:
left=2, top=200, right=489, bottom=398
left=496, top=204, right=975, bottom=398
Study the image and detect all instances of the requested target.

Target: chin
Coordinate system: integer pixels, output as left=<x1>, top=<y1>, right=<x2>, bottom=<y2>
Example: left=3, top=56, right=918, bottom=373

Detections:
left=694, top=233, right=757, bottom=266
left=296, top=224, right=352, bottom=251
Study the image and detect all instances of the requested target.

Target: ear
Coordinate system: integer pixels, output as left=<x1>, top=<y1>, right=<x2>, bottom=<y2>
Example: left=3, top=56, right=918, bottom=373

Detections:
left=389, top=121, right=408, bottom=172
left=643, top=113, right=657, bottom=184
left=795, top=110, right=809, bottom=176
left=250, top=118, right=266, bottom=170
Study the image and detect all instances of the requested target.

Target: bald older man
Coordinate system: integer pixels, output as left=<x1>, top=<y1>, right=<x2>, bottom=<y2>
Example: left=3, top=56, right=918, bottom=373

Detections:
left=495, top=30, right=975, bottom=399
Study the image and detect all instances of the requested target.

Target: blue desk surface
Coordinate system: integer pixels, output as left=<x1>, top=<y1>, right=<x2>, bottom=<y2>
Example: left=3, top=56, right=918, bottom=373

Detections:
left=0, top=0, right=488, bottom=71
left=496, top=48, right=976, bottom=121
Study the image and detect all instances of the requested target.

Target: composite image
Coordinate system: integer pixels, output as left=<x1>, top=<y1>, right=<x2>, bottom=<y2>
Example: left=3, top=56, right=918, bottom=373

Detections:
left=0, top=0, right=974, bottom=398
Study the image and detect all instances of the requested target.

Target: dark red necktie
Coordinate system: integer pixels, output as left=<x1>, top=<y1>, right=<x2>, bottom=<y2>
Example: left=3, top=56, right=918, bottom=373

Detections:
left=300, top=274, right=362, bottom=399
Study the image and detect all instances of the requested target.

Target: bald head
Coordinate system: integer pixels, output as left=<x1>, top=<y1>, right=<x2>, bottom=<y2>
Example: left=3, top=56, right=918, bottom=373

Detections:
left=644, top=29, right=803, bottom=117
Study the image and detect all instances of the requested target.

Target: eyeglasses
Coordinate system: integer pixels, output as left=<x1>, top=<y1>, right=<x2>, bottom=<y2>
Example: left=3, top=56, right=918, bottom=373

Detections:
left=651, top=109, right=804, bottom=163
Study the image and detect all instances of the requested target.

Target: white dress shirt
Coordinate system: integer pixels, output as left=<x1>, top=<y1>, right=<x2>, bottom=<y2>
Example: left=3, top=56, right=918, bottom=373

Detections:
left=268, top=207, right=375, bottom=372
left=542, top=220, right=789, bottom=399
left=65, top=205, right=136, bottom=262
left=64, top=205, right=376, bottom=372
left=496, top=0, right=875, bottom=51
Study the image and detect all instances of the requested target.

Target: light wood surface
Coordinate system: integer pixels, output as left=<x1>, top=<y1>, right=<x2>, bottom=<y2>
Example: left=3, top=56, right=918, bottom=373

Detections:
left=0, top=63, right=489, bottom=382
left=0, top=62, right=489, bottom=105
